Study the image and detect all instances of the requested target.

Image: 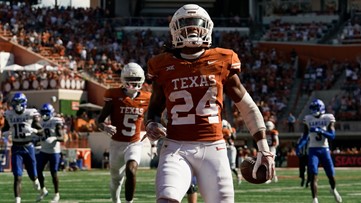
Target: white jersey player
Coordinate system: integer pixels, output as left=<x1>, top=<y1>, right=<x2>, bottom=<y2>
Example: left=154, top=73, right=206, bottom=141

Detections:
left=36, top=103, right=64, bottom=203
left=303, top=113, right=334, bottom=148
left=297, top=99, right=342, bottom=203
left=4, top=108, right=40, bottom=143
left=1, top=92, right=43, bottom=203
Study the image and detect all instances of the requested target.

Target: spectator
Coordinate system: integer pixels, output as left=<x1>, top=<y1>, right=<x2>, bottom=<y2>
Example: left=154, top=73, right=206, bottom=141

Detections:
left=287, top=112, right=296, bottom=132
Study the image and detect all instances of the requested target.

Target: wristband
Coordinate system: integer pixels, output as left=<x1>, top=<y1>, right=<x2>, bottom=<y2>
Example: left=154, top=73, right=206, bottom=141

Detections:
left=257, top=139, right=270, bottom=152
left=145, top=120, right=154, bottom=128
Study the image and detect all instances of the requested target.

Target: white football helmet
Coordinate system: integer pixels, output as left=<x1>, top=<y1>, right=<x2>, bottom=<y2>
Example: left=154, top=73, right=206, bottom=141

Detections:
left=265, top=121, right=275, bottom=131
left=121, top=62, right=145, bottom=95
left=170, top=4, right=213, bottom=48
left=222, top=119, right=232, bottom=130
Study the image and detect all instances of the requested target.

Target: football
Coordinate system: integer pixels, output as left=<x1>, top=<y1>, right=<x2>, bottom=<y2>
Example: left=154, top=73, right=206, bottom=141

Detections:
left=240, top=156, right=268, bottom=184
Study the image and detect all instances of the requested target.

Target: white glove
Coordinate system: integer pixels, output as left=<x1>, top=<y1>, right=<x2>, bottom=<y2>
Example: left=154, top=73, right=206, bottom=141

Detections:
left=145, top=122, right=167, bottom=142
left=23, top=127, right=38, bottom=136
left=252, top=151, right=275, bottom=180
left=102, top=124, right=117, bottom=137
left=31, top=128, right=39, bottom=134
left=45, top=137, right=57, bottom=144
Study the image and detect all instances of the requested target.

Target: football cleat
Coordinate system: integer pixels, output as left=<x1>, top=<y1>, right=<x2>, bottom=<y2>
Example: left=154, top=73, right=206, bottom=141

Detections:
left=15, top=197, right=21, bottom=203
left=273, top=175, right=278, bottom=183
left=36, top=188, right=49, bottom=202
left=51, top=193, right=60, bottom=203
left=300, top=178, right=305, bottom=187
left=330, top=188, right=342, bottom=203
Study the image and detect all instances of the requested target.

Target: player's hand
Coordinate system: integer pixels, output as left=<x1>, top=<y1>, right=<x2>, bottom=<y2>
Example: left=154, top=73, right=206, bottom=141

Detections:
left=310, top=127, right=322, bottom=133
left=144, top=122, right=166, bottom=142
left=45, top=137, right=57, bottom=144
left=102, top=124, right=117, bottom=137
left=252, top=151, right=275, bottom=180
left=31, top=128, right=39, bottom=134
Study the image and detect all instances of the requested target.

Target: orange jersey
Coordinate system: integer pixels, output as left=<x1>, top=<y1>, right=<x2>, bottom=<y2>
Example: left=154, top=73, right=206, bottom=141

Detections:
left=104, top=88, right=151, bottom=142
left=147, top=48, right=241, bottom=141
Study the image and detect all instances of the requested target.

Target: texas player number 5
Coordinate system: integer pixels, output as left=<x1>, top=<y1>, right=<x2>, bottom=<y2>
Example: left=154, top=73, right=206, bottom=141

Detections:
left=122, top=114, right=138, bottom=136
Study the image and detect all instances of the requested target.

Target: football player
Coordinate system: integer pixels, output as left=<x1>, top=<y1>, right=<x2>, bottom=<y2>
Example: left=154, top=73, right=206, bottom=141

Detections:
left=144, top=4, right=274, bottom=203
left=297, top=99, right=342, bottom=203
left=296, top=135, right=310, bottom=188
left=1, top=92, right=43, bottom=203
left=36, top=103, right=65, bottom=203
left=96, top=62, right=151, bottom=203
left=265, top=121, right=279, bottom=183
left=222, top=119, right=242, bottom=185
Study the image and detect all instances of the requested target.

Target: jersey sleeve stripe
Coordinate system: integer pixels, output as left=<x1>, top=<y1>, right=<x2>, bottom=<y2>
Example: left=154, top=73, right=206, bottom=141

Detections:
left=231, top=63, right=241, bottom=69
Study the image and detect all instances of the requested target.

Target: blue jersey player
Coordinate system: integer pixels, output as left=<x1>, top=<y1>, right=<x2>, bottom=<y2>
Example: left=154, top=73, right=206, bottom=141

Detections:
left=297, top=99, right=342, bottom=203
left=1, top=92, right=44, bottom=203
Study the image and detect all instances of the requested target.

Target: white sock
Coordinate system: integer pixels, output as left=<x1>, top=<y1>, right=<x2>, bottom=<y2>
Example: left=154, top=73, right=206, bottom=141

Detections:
left=15, top=197, right=21, bottom=203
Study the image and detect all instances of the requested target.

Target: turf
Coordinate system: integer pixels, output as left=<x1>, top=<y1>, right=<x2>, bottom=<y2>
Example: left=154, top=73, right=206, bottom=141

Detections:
left=0, top=168, right=360, bottom=203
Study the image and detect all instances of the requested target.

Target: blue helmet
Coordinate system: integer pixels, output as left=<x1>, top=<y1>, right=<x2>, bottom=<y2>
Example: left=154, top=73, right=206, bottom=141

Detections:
left=309, top=99, right=325, bottom=117
left=40, top=103, right=54, bottom=121
left=11, top=92, right=27, bottom=114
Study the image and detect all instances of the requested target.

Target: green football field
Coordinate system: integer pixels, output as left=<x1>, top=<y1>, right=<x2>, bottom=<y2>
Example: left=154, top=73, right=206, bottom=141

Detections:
left=0, top=168, right=360, bottom=203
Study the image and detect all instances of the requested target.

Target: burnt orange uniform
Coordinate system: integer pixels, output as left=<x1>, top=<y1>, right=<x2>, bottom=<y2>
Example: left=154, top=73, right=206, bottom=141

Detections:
left=104, top=88, right=151, bottom=143
left=147, top=48, right=241, bottom=142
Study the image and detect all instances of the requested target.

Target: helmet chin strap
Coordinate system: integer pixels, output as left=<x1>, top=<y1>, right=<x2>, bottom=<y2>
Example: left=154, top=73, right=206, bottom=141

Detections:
left=180, top=49, right=205, bottom=59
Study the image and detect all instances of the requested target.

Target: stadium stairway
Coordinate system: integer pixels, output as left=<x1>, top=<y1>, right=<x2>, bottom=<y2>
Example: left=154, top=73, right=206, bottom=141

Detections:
left=279, top=78, right=302, bottom=124
left=330, top=69, right=347, bottom=90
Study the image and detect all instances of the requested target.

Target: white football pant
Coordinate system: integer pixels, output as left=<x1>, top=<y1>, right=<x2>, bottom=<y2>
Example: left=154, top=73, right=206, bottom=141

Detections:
left=156, top=139, right=234, bottom=203
left=109, top=140, right=142, bottom=203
